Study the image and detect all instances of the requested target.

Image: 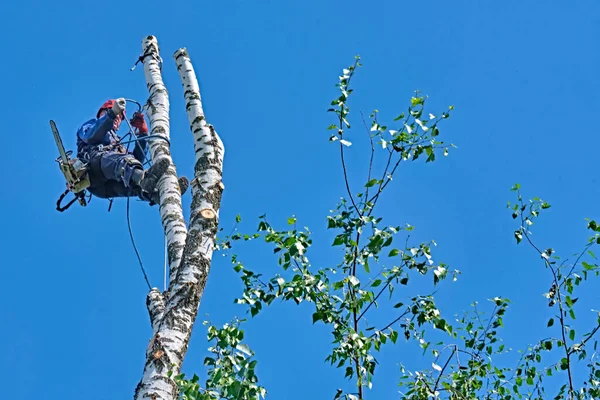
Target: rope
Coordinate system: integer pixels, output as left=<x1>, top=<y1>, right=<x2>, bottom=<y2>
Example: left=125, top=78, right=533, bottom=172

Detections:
left=127, top=196, right=152, bottom=291
left=118, top=134, right=171, bottom=148
left=164, top=234, right=168, bottom=291
left=112, top=99, right=170, bottom=291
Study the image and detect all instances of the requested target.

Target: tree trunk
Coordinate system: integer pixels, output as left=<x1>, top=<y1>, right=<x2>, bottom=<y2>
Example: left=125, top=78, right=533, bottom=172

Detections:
left=133, top=36, right=225, bottom=400
left=141, top=35, right=188, bottom=287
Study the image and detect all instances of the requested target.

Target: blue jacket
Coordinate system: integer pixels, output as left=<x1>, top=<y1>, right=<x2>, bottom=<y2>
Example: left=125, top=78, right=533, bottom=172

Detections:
left=76, top=109, right=147, bottom=163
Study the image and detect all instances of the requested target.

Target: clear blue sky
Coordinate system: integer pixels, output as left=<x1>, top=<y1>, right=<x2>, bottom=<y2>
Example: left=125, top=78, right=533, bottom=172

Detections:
left=2, top=0, right=600, bottom=398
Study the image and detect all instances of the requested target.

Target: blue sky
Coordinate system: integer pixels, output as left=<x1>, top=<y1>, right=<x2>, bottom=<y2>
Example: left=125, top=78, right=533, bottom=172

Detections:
left=2, top=0, right=600, bottom=398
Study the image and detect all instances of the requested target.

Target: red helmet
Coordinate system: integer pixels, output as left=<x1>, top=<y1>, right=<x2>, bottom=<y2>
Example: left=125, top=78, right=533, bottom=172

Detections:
left=97, top=99, right=125, bottom=119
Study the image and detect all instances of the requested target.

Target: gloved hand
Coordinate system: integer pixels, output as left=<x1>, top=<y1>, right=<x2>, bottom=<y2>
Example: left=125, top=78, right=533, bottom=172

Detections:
left=112, top=98, right=126, bottom=116
left=130, top=111, right=149, bottom=134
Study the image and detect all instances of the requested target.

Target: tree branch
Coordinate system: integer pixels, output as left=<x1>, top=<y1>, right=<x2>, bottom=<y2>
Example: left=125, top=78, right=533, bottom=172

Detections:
left=517, top=194, right=575, bottom=399
left=432, top=345, right=457, bottom=394
left=369, top=310, right=410, bottom=338
left=360, top=111, right=376, bottom=206
left=147, top=288, right=165, bottom=333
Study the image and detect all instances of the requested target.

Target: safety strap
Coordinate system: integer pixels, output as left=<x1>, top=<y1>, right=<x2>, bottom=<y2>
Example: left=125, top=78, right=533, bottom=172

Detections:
left=56, top=189, right=86, bottom=212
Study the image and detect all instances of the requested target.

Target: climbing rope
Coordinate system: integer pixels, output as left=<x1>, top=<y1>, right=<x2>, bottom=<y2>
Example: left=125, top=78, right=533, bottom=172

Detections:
left=164, top=234, right=168, bottom=291
left=127, top=196, right=152, bottom=291
left=120, top=99, right=173, bottom=291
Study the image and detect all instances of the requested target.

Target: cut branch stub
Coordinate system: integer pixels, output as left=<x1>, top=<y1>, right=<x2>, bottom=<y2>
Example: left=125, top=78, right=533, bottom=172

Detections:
left=200, top=209, right=216, bottom=219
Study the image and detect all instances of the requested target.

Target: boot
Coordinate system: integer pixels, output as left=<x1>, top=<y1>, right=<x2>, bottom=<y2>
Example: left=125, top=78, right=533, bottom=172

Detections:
left=148, top=176, right=190, bottom=205
left=131, top=157, right=170, bottom=194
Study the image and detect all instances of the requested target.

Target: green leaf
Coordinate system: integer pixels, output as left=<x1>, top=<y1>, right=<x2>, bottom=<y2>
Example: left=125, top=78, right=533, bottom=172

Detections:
left=389, top=249, right=400, bottom=257
left=333, top=234, right=345, bottom=246
left=583, top=261, right=596, bottom=271
left=365, top=179, right=379, bottom=188
left=371, top=279, right=383, bottom=288
left=393, top=112, right=405, bottom=121
left=345, top=367, right=354, bottom=378
left=411, top=97, right=424, bottom=106
left=312, top=311, right=324, bottom=324
left=287, top=216, right=296, bottom=225
left=565, top=296, right=574, bottom=308
left=526, top=376, right=534, bottom=385
left=333, top=280, right=345, bottom=290
left=425, top=146, right=435, bottom=163
left=569, top=329, right=576, bottom=341
left=547, top=318, right=554, bottom=327
left=588, top=220, right=598, bottom=231
left=204, top=357, right=216, bottom=366
left=235, top=214, right=241, bottom=223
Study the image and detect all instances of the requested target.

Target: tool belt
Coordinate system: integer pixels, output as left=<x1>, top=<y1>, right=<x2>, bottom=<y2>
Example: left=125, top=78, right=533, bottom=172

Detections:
left=80, top=142, right=126, bottom=164
left=95, top=142, right=126, bottom=154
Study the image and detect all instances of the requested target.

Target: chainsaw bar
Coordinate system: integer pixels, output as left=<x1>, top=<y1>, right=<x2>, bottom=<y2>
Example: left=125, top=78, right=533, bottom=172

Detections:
left=50, top=120, right=69, bottom=165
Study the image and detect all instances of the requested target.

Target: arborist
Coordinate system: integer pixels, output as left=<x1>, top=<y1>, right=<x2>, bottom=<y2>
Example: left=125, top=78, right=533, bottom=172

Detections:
left=76, top=98, right=188, bottom=205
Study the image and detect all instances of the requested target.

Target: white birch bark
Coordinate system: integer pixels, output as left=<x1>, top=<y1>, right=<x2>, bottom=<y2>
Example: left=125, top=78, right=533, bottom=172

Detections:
left=146, top=288, right=165, bottom=334
left=173, top=47, right=224, bottom=288
left=133, top=42, right=225, bottom=400
left=140, top=36, right=188, bottom=290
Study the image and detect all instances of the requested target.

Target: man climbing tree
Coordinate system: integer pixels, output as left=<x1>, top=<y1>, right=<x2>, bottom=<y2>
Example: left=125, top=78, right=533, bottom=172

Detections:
left=76, top=97, right=189, bottom=204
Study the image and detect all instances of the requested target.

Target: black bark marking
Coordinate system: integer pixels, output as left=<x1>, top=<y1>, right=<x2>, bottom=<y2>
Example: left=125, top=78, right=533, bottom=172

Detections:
left=174, top=49, right=188, bottom=59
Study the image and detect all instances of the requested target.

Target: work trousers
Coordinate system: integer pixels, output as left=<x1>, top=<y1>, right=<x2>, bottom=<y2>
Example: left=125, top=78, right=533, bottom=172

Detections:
left=86, top=151, right=145, bottom=199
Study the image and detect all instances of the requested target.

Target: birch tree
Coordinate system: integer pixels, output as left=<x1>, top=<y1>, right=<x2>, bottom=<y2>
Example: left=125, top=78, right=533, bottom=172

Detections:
left=132, top=35, right=224, bottom=400
left=122, top=35, right=600, bottom=400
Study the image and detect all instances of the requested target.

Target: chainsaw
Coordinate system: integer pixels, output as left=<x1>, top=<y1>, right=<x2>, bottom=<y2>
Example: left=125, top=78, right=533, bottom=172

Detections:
left=50, top=120, right=90, bottom=211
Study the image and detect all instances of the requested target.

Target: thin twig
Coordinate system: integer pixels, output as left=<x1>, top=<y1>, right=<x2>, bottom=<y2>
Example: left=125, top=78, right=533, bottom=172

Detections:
left=433, top=345, right=457, bottom=394
left=357, top=278, right=391, bottom=322
left=361, top=111, right=376, bottom=206
left=370, top=310, right=411, bottom=337
left=570, top=323, right=600, bottom=355
left=561, top=242, right=593, bottom=289
left=517, top=192, right=574, bottom=398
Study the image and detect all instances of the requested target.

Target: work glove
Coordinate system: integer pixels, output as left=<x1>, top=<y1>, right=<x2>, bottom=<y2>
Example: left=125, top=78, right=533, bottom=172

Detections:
left=112, top=98, right=126, bottom=117
left=130, top=111, right=149, bottom=134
